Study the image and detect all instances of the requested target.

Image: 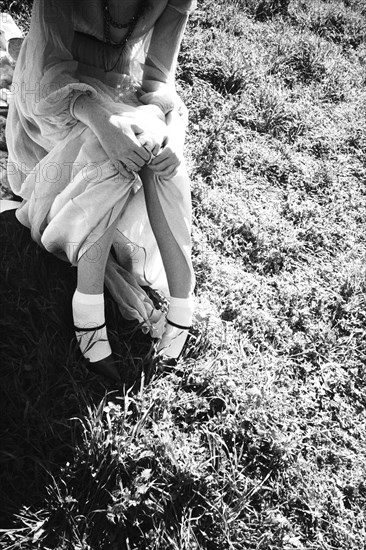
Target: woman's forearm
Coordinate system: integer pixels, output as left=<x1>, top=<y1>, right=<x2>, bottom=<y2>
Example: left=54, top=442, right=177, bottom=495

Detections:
left=71, top=93, right=150, bottom=174
left=72, top=93, right=110, bottom=135
left=142, top=4, right=192, bottom=90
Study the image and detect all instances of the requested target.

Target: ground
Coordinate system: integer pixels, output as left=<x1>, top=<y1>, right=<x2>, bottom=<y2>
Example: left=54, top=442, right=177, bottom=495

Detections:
left=0, top=0, right=366, bottom=549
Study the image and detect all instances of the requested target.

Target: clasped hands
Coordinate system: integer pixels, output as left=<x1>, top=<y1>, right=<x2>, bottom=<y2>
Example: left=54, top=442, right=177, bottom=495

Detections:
left=101, top=101, right=183, bottom=181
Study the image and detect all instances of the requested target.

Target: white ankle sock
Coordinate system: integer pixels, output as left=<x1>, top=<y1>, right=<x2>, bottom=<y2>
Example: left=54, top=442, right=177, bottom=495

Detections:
left=72, top=290, right=112, bottom=363
left=167, top=295, right=195, bottom=326
left=158, top=295, right=195, bottom=359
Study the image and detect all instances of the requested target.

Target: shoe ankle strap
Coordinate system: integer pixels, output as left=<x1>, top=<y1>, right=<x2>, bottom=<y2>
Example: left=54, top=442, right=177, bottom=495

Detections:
left=166, top=318, right=190, bottom=330
left=74, top=322, right=106, bottom=332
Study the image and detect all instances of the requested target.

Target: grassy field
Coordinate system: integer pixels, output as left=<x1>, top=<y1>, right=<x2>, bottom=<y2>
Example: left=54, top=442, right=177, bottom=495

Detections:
left=1, top=0, right=366, bottom=548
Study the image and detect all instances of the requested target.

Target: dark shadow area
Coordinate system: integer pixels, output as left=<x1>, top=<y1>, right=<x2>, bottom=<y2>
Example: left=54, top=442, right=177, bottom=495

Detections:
left=0, top=210, right=155, bottom=530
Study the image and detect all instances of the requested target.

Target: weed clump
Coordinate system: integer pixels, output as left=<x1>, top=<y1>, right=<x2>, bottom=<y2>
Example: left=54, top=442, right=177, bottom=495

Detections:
left=240, top=0, right=291, bottom=21
left=179, top=28, right=255, bottom=95
left=270, top=34, right=330, bottom=86
left=309, top=6, right=366, bottom=49
left=290, top=0, right=366, bottom=50
left=235, top=84, right=306, bottom=142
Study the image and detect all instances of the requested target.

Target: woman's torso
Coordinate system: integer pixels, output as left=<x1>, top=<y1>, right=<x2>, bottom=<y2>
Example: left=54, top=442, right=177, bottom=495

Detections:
left=72, top=0, right=168, bottom=77
left=73, top=0, right=168, bottom=47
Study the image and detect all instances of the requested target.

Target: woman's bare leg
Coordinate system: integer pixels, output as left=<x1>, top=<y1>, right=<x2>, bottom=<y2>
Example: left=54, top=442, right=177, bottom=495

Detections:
left=140, top=165, right=194, bottom=359
left=140, top=165, right=192, bottom=299
left=77, top=216, right=120, bottom=294
left=73, top=217, right=120, bottom=365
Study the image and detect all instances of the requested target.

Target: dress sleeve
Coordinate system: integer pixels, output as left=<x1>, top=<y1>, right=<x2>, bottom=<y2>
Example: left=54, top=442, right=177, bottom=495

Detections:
left=142, top=0, right=197, bottom=89
left=13, top=0, right=96, bottom=132
left=140, top=0, right=196, bottom=121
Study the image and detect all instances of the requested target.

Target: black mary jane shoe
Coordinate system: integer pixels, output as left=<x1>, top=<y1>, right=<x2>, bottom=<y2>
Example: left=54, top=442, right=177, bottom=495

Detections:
left=156, top=319, right=192, bottom=372
left=85, top=354, right=121, bottom=382
left=74, top=322, right=121, bottom=382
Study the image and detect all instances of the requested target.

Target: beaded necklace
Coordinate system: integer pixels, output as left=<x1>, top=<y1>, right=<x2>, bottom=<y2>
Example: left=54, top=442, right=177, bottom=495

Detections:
left=103, top=0, right=145, bottom=72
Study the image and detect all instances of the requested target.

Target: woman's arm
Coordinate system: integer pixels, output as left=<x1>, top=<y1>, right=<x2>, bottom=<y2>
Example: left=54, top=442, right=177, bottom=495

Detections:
left=147, top=108, right=186, bottom=179
left=72, top=94, right=150, bottom=176
left=71, top=1, right=197, bottom=179
left=140, top=1, right=196, bottom=178
left=141, top=0, right=196, bottom=93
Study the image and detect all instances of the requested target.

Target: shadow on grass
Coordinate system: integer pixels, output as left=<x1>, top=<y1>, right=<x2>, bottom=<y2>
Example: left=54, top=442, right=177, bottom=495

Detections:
left=0, top=210, right=155, bottom=532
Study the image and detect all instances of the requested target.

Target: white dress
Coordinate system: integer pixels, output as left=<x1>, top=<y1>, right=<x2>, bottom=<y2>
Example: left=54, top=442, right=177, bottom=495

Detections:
left=6, top=0, right=196, bottom=338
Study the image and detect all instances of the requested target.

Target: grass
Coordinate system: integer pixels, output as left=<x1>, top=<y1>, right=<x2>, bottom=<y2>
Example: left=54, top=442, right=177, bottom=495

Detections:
left=1, top=0, right=366, bottom=548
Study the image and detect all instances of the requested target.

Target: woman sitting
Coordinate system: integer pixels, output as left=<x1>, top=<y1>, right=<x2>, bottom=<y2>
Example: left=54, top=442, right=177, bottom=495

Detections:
left=6, top=0, right=197, bottom=380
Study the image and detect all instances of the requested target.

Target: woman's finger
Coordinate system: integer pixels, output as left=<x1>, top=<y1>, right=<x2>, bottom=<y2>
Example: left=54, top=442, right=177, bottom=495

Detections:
left=149, top=161, right=173, bottom=173
left=153, top=159, right=179, bottom=172
left=152, top=144, right=160, bottom=156
left=160, top=167, right=178, bottom=179
left=137, top=132, right=156, bottom=152
left=121, top=158, right=140, bottom=172
left=150, top=151, right=168, bottom=166
left=129, top=151, right=149, bottom=169
left=127, top=144, right=151, bottom=163
left=150, top=163, right=179, bottom=178
left=111, top=160, right=134, bottom=179
left=128, top=126, right=151, bottom=162
left=150, top=156, right=179, bottom=171
left=150, top=149, right=179, bottom=166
